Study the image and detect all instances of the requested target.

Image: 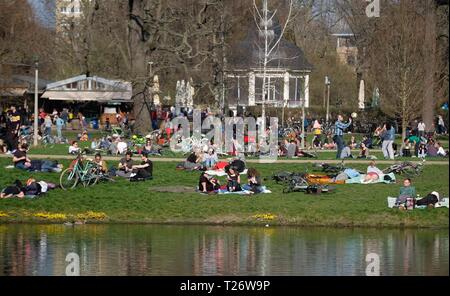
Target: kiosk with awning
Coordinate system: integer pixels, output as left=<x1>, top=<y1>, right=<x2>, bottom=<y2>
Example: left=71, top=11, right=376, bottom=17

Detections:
left=41, top=75, right=132, bottom=124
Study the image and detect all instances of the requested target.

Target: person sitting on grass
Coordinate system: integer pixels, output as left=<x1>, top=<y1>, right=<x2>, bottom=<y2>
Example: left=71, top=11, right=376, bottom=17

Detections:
left=183, top=150, right=204, bottom=170
left=340, top=145, right=354, bottom=159
left=116, top=151, right=134, bottom=178
left=116, top=137, right=128, bottom=155
left=225, top=165, right=242, bottom=192
left=142, top=139, right=162, bottom=156
left=357, top=143, right=369, bottom=159
left=198, top=172, right=220, bottom=193
left=436, top=142, right=447, bottom=157
left=323, top=133, right=336, bottom=150
left=12, top=143, right=31, bottom=170
left=0, top=139, right=8, bottom=154
left=243, top=168, right=263, bottom=194
left=69, top=141, right=81, bottom=154
left=348, top=136, right=357, bottom=149
left=418, top=143, right=427, bottom=159
left=93, top=153, right=108, bottom=174
left=130, top=152, right=153, bottom=181
left=312, top=134, right=322, bottom=149
left=395, top=178, right=416, bottom=209
left=363, top=161, right=384, bottom=183
left=79, top=130, right=89, bottom=142
left=69, top=141, right=91, bottom=155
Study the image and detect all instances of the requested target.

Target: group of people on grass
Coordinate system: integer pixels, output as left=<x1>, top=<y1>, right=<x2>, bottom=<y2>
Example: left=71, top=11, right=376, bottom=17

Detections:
left=198, top=166, right=264, bottom=194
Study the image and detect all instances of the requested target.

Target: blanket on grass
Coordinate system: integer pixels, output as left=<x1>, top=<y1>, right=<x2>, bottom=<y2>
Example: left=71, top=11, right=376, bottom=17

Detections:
left=217, top=188, right=272, bottom=195
left=387, top=197, right=449, bottom=209
left=205, top=169, right=248, bottom=177
left=346, top=173, right=396, bottom=184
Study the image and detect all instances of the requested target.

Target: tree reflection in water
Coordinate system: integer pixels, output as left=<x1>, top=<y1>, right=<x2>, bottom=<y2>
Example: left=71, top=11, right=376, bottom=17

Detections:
left=0, top=225, right=448, bottom=276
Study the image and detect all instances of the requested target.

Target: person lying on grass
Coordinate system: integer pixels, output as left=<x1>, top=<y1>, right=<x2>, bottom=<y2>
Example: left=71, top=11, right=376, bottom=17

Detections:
left=1, top=179, right=56, bottom=199
left=363, top=161, right=384, bottom=182
left=116, top=151, right=134, bottom=178
left=198, top=172, right=220, bottom=193
left=130, top=152, right=153, bottom=181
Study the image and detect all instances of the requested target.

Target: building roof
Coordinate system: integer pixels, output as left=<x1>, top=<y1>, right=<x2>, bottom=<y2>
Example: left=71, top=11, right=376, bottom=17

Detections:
left=42, top=74, right=132, bottom=102
left=227, top=16, right=313, bottom=72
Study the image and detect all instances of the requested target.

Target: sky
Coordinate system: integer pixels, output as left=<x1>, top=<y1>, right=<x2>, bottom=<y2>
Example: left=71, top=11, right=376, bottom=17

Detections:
left=28, top=0, right=55, bottom=28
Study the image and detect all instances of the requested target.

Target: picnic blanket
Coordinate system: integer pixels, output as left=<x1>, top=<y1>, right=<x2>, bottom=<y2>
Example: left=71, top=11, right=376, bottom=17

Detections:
left=387, top=197, right=449, bottom=208
left=205, top=169, right=248, bottom=177
left=346, top=173, right=396, bottom=184
left=217, top=187, right=272, bottom=195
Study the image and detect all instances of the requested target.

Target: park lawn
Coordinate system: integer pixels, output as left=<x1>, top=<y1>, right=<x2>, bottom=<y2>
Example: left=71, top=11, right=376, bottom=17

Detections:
left=0, top=159, right=448, bottom=228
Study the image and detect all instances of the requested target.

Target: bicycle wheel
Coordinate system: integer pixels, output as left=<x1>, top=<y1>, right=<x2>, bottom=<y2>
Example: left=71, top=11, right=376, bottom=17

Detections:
left=60, top=168, right=79, bottom=190
left=82, top=167, right=100, bottom=187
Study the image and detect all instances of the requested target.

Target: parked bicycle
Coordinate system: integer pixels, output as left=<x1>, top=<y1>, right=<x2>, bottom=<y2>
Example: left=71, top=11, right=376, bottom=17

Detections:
left=382, top=160, right=424, bottom=178
left=59, top=154, right=102, bottom=190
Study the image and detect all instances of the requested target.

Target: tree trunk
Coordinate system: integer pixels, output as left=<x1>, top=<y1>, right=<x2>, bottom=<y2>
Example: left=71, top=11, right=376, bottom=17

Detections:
left=422, top=0, right=437, bottom=132
left=129, top=0, right=152, bottom=135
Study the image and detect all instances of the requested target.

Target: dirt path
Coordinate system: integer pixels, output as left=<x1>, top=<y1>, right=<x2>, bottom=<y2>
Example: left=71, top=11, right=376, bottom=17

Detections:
left=1, top=154, right=449, bottom=165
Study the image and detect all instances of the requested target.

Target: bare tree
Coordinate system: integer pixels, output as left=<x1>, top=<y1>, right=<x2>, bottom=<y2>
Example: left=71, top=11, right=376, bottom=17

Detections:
left=367, top=2, right=426, bottom=144
left=252, top=0, right=294, bottom=126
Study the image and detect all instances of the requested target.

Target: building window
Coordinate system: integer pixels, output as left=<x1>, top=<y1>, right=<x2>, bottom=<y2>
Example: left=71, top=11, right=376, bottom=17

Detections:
left=61, top=7, right=67, bottom=12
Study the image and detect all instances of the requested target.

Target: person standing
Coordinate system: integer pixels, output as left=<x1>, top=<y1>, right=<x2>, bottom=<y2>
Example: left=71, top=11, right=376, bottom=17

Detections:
left=6, top=106, right=21, bottom=151
left=43, top=115, right=52, bottom=137
left=55, top=115, right=64, bottom=139
left=333, top=114, right=352, bottom=159
left=381, top=123, right=395, bottom=160
left=417, top=120, right=426, bottom=138
left=438, top=115, right=446, bottom=135
left=60, top=108, right=69, bottom=129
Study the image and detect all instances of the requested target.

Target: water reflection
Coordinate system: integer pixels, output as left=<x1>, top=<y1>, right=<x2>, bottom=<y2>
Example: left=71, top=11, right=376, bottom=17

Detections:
left=0, top=224, right=448, bottom=276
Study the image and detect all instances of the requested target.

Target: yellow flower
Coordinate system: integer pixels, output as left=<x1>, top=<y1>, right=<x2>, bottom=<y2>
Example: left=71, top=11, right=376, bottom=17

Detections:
left=0, top=212, right=9, bottom=218
left=75, top=211, right=107, bottom=220
left=34, top=212, right=67, bottom=220
left=252, top=213, right=277, bottom=220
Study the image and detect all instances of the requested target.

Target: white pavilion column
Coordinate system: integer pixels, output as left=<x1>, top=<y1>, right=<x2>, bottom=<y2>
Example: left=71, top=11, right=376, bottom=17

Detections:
left=283, top=72, right=290, bottom=104
left=248, top=72, right=256, bottom=106
left=304, top=74, right=310, bottom=108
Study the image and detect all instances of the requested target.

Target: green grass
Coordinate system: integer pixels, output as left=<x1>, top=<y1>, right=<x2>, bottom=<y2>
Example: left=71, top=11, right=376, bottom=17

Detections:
left=24, top=129, right=450, bottom=162
left=0, top=158, right=448, bottom=228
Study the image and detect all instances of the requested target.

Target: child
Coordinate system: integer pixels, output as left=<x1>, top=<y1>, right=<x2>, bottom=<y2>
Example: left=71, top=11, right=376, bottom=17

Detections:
left=226, top=165, right=242, bottom=192
left=418, top=143, right=427, bottom=159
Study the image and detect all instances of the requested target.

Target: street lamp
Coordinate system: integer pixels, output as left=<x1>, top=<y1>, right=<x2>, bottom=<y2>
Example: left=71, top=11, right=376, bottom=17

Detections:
left=325, top=76, right=331, bottom=124
left=33, top=59, right=39, bottom=147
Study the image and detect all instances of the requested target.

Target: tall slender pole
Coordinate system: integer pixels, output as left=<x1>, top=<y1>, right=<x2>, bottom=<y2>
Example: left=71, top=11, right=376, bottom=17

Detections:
left=326, top=83, right=330, bottom=124
left=33, top=63, right=39, bottom=147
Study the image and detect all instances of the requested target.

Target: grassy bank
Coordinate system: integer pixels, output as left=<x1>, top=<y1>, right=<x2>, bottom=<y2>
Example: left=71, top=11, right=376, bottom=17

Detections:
left=0, top=159, right=448, bottom=228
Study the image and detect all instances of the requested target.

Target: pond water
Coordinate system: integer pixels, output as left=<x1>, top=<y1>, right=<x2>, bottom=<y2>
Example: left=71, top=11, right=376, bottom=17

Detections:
left=0, top=224, right=447, bottom=276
